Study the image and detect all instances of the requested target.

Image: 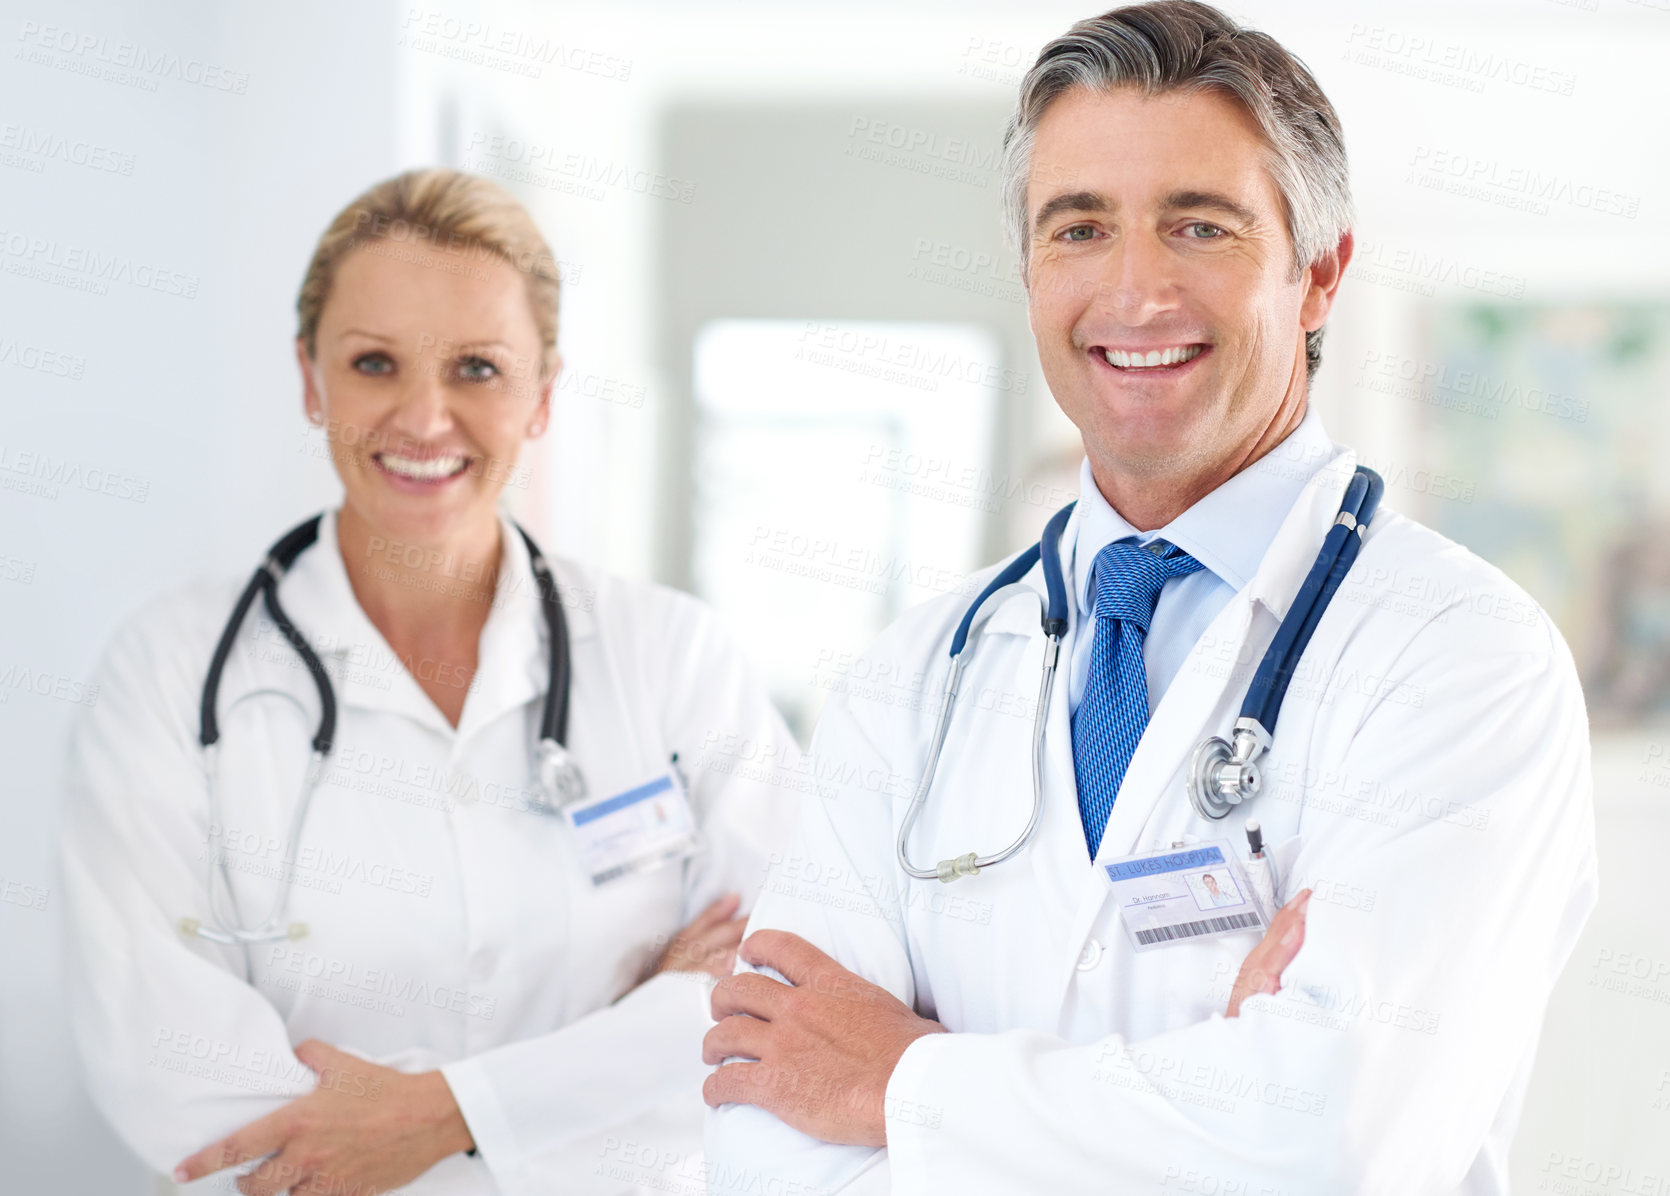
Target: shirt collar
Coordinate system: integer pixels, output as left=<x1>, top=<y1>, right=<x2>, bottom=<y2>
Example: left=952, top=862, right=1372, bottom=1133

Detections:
left=270, top=508, right=588, bottom=735
left=1071, top=406, right=1340, bottom=615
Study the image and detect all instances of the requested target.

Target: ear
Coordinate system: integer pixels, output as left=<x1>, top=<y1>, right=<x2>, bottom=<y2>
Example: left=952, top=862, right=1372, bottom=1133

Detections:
left=527, top=352, right=560, bottom=439
left=1300, top=230, right=1353, bottom=334
left=296, top=337, right=324, bottom=425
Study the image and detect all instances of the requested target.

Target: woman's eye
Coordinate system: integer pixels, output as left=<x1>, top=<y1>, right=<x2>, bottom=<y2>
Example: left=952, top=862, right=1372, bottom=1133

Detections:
left=352, top=352, right=394, bottom=375
left=458, top=356, right=499, bottom=382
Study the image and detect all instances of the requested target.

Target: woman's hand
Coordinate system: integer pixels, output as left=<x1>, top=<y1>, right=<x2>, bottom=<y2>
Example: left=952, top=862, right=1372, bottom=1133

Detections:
left=1227, top=888, right=1312, bottom=1017
left=648, top=892, right=749, bottom=980
left=173, top=1040, right=473, bottom=1195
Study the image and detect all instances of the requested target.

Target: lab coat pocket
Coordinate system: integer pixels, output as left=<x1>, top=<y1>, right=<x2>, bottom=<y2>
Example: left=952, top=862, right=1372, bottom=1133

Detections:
left=1267, top=832, right=1305, bottom=909
left=1242, top=832, right=1305, bottom=919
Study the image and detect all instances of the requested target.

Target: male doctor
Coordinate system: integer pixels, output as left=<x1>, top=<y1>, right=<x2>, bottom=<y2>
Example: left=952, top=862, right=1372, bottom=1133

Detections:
left=702, top=3, right=1597, bottom=1193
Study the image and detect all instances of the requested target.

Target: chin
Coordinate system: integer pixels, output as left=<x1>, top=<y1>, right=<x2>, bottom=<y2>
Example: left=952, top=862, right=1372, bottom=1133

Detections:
left=351, top=486, right=493, bottom=549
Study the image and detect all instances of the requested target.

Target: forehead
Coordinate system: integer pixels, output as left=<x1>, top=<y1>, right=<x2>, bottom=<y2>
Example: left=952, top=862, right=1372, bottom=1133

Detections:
left=1027, top=85, right=1280, bottom=214
left=322, top=240, right=536, bottom=338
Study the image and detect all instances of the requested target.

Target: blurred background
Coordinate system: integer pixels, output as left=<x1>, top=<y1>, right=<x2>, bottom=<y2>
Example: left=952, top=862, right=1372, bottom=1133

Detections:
left=2, top=0, right=1667, bottom=1190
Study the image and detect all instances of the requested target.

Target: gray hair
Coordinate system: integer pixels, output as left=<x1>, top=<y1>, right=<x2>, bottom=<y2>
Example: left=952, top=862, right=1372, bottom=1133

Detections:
left=1000, top=1, right=1353, bottom=378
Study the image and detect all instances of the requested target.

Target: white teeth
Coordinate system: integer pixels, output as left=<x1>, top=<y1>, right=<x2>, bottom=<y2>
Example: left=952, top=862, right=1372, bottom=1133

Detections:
left=1102, top=344, right=1204, bottom=369
left=377, top=453, right=467, bottom=480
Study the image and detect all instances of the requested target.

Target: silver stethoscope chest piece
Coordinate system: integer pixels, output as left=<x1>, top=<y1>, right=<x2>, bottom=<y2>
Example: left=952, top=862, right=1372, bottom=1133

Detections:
left=1187, top=717, right=1272, bottom=820
left=898, top=465, right=1385, bottom=881
left=534, top=737, right=587, bottom=812
left=1184, top=467, right=1384, bottom=823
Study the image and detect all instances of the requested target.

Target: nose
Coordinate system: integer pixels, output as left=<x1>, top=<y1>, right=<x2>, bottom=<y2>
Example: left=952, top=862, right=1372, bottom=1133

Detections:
left=1091, top=231, right=1180, bottom=324
left=385, top=361, right=456, bottom=450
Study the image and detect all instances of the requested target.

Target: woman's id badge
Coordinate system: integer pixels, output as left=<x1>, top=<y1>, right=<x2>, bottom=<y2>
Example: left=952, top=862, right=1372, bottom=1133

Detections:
left=563, top=769, right=699, bottom=886
left=1101, top=840, right=1267, bottom=952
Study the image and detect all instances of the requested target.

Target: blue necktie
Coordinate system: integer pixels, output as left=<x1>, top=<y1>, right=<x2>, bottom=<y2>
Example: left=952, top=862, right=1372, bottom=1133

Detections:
left=1072, top=539, right=1204, bottom=860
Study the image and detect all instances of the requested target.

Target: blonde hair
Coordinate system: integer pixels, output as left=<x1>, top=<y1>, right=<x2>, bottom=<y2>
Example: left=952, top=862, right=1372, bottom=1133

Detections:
left=296, top=168, right=562, bottom=377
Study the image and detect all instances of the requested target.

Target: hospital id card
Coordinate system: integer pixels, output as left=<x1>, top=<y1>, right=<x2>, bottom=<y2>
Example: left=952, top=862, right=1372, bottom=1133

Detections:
left=1101, top=839, right=1267, bottom=952
left=564, top=769, right=699, bottom=886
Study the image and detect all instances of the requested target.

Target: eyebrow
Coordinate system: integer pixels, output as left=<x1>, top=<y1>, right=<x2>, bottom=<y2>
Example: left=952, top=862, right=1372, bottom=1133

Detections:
left=338, top=331, right=513, bottom=353
left=1033, top=190, right=1110, bottom=230
left=1031, top=188, right=1261, bottom=232
left=1162, top=189, right=1260, bottom=227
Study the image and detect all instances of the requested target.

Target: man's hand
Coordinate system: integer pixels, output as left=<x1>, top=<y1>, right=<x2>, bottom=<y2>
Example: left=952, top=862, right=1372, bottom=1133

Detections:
left=1228, top=888, right=1311, bottom=1017
left=173, top=1040, right=474, bottom=1195
left=701, top=929, right=944, bottom=1146
left=648, top=892, right=748, bottom=980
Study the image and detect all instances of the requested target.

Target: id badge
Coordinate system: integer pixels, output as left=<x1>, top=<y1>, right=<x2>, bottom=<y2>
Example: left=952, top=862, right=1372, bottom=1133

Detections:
left=564, top=769, right=699, bottom=886
left=1101, top=839, right=1267, bottom=952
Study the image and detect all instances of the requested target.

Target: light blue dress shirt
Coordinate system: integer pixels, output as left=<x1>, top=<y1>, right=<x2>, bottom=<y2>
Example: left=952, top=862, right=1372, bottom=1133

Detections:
left=1067, top=407, right=1341, bottom=718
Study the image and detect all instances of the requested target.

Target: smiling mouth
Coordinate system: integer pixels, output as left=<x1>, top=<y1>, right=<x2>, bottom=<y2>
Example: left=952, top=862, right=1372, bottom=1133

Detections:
left=1098, top=344, right=1207, bottom=371
left=372, top=452, right=472, bottom=482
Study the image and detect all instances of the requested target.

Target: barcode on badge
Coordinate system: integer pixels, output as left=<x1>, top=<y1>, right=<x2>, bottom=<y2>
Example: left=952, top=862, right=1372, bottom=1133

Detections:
left=1135, top=910, right=1261, bottom=945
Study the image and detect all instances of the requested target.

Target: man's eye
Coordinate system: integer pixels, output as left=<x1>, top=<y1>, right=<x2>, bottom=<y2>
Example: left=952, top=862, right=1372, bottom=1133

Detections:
left=353, top=352, right=394, bottom=375
left=1061, top=225, right=1098, bottom=242
left=1185, top=223, right=1224, bottom=239
left=459, top=356, right=499, bottom=382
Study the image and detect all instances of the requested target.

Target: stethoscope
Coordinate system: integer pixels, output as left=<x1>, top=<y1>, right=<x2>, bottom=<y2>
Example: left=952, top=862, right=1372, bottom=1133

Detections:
left=179, top=514, right=584, bottom=949
left=898, top=466, right=1384, bottom=884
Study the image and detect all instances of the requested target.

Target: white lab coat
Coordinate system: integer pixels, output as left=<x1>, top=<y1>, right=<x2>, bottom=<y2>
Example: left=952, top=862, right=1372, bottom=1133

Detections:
left=705, top=445, right=1598, bottom=1195
left=60, top=509, right=798, bottom=1195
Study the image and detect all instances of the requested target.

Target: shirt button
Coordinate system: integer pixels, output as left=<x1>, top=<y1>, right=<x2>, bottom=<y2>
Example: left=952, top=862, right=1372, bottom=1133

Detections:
left=1076, top=938, right=1103, bottom=971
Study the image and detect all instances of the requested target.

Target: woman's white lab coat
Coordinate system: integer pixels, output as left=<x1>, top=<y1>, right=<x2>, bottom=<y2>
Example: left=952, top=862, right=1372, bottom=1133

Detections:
left=706, top=445, right=1599, bottom=1195
left=60, top=509, right=798, bottom=1195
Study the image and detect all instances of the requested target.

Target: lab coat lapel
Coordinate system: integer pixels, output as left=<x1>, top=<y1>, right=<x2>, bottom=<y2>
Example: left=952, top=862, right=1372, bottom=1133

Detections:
left=270, top=510, right=452, bottom=734
left=1082, top=448, right=1360, bottom=874
left=454, top=515, right=547, bottom=744
left=1024, top=506, right=1103, bottom=942
left=978, top=507, right=1109, bottom=1008
left=264, top=510, right=591, bottom=744
left=970, top=508, right=1097, bottom=951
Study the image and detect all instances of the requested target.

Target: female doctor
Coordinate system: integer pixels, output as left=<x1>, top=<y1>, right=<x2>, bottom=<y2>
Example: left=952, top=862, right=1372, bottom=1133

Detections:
left=59, top=169, right=798, bottom=1196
